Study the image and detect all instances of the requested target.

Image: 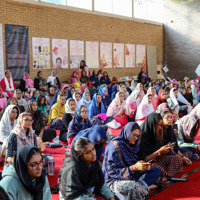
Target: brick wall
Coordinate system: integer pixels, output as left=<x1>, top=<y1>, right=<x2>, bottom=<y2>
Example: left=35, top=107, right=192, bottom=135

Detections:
left=1, top=0, right=163, bottom=83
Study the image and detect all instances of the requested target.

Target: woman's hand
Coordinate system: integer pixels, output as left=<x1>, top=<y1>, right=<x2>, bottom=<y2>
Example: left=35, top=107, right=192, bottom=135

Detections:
left=130, top=161, right=151, bottom=171
left=158, top=144, right=172, bottom=156
left=7, top=157, right=14, bottom=164
left=182, top=156, right=192, bottom=166
left=109, top=198, right=115, bottom=200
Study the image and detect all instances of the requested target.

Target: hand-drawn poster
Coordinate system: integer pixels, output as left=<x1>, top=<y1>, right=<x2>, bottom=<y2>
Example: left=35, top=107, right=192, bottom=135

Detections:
left=0, top=24, right=4, bottom=80
left=86, top=41, right=99, bottom=68
left=136, top=45, right=146, bottom=68
left=52, top=39, right=68, bottom=69
left=125, top=44, right=135, bottom=68
left=70, top=40, right=84, bottom=69
left=113, top=43, right=124, bottom=68
left=100, top=42, right=112, bottom=68
left=5, top=24, right=29, bottom=80
left=32, top=37, right=50, bottom=69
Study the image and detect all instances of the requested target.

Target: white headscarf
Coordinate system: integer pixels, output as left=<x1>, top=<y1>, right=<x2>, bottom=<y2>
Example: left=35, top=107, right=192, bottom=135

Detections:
left=170, top=88, right=192, bottom=113
left=0, top=105, right=19, bottom=143
left=134, top=83, right=145, bottom=103
left=4, top=70, right=14, bottom=91
left=72, top=92, right=81, bottom=108
left=126, top=90, right=140, bottom=106
left=136, top=94, right=154, bottom=122
left=47, top=70, right=56, bottom=85
left=130, top=80, right=136, bottom=91
left=14, top=90, right=28, bottom=110
left=119, top=85, right=129, bottom=100
left=147, top=87, right=157, bottom=101
left=65, top=98, right=76, bottom=114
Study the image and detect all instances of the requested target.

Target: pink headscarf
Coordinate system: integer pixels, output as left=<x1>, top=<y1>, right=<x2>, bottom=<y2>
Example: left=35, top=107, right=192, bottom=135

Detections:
left=79, top=84, right=86, bottom=94
left=23, top=72, right=34, bottom=88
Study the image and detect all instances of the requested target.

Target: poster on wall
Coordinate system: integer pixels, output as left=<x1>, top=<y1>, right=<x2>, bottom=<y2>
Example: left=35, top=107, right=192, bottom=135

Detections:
left=100, top=42, right=112, bottom=68
left=5, top=24, right=29, bottom=80
left=113, top=43, right=124, bottom=68
left=125, top=44, right=135, bottom=68
left=32, top=37, right=50, bottom=69
left=0, top=24, right=4, bottom=80
left=70, top=40, right=84, bottom=69
left=86, top=41, right=99, bottom=68
left=136, top=44, right=146, bottom=68
left=52, top=39, right=68, bottom=69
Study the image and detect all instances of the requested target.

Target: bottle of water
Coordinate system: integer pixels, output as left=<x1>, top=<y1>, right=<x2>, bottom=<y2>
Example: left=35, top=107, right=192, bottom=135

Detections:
left=108, top=127, right=112, bottom=135
left=47, top=156, right=54, bottom=175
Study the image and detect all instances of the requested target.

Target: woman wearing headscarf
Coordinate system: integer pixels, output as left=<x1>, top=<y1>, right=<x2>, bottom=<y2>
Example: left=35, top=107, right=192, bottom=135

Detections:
left=0, top=105, right=19, bottom=150
left=14, top=89, right=28, bottom=112
left=0, top=146, right=52, bottom=200
left=111, top=84, right=119, bottom=100
left=36, top=94, right=49, bottom=125
left=167, top=88, right=192, bottom=116
left=138, top=113, right=183, bottom=184
left=134, top=83, right=145, bottom=104
left=49, top=90, right=62, bottom=109
left=27, top=100, right=56, bottom=142
left=90, top=70, right=100, bottom=89
left=155, top=103, right=170, bottom=113
left=79, top=91, right=91, bottom=108
left=0, top=70, right=16, bottom=97
left=147, top=87, right=157, bottom=102
left=107, top=92, right=133, bottom=126
left=135, top=94, right=154, bottom=126
left=0, top=87, right=7, bottom=111
left=130, top=79, right=136, bottom=91
left=6, top=112, right=37, bottom=164
left=156, top=81, right=165, bottom=95
left=126, top=90, right=140, bottom=112
left=102, top=123, right=161, bottom=199
left=34, top=71, right=48, bottom=92
left=72, top=92, right=81, bottom=108
left=185, top=86, right=193, bottom=106
left=45, top=87, right=55, bottom=109
left=30, top=90, right=40, bottom=100
left=191, top=80, right=198, bottom=104
left=59, top=98, right=77, bottom=142
left=175, top=113, right=200, bottom=160
left=67, top=105, right=92, bottom=146
left=61, top=84, right=69, bottom=96
left=48, top=95, right=66, bottom=130
left=71, top=71, right=79, bottom=84
left=79, top=60, right=89, bottom=78
left=19, top=72, right=35, bottom=99
left=152, top=90, right=167, bottom=110
left=125, top=81, right=132, bottom=95
left=119, top=84, right=129, bottom=100
left=80, top=71, right=92, bottom=88
left=100, top=71, right=111, bottom=85
left=47, top=70, right=60, bottom=90
left=100, top=87, right=111, bottom=108
left=72, top=125, right=107, bottom=161
left=65, top=87, right=75, bottom=100
left=60, top=137, right=114, bottom=200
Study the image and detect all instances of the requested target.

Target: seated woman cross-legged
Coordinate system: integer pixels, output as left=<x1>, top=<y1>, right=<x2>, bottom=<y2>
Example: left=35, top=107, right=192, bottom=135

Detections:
left=102, top=122, right=161, bottom=200
left=138, top=113, right=183, bottom=185
left=48, top=95, right=66, bottom=130
left=59, top=137, right=115, bottom=200
left=6, top=113, right=37, bottom=164
left=0, top=146, right=52, bottom=200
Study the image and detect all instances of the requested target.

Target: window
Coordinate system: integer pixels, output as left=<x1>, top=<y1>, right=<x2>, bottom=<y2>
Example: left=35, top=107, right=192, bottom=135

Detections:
left=134, top=0, right=163, bottom=22
left=94, top=0, right=112, bottom=14
left=67, top=0, right=92, bottom=10
left=113, top=0, right=132, bottom=17
left=41, top=0, right=66, bottom=5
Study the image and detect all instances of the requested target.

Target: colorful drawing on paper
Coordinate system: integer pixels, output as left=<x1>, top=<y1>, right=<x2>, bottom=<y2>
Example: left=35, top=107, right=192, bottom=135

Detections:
left=100, top=42, right=112, bottom=68
left=70, top=40, right=84, bottom=69
left=86, top=41, right=99, bottom=68
left=52, top=39, right=68, bottom=69
left=136, top=45, right=146, bottom=68
left=113, top=43, right=124, bottom=68
left=125, top=44, right=135, bottom=68
left=32, top=37, right=50, bottom=69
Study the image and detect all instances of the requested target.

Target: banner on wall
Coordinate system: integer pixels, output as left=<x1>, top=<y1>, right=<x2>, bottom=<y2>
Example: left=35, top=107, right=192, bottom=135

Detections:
left=5, top=24, right=29, bottom=80
left=52, top=39, right=68, bottom=69
left=113, top=43, right=124, bottom=68
left=70, top=40, right=84, bottom=69
left=0, top=24, right=4, bottom=80
left=136, top=45, right=146, bottom=68
left=32, top=37, right=50, bottom=69
left=100, top=42, right=112, bottom=68
left=86, top=41, right=99, bottom=68
left=125, top=44, right=135, bottom=68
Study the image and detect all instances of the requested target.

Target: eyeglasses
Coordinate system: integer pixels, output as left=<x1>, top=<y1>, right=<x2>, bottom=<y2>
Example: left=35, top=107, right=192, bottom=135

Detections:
left=121, top=87, right=126, bottom=89
left=81, top=110, right=88, bottom=113
left=130, top=134, right=139, bottom=139
left=163, top=116, right=173, bottom=120
left=27, top=160, right=43, bottom=169
left=119, top=95, right=124, bottom=97
left=23, top=118, right=34, bottom=123
left=16, top=92, right=22, bottom=95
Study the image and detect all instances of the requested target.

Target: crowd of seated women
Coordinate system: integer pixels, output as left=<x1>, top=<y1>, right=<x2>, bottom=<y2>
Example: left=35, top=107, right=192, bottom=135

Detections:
left=0, top=63, right=200, bottom=199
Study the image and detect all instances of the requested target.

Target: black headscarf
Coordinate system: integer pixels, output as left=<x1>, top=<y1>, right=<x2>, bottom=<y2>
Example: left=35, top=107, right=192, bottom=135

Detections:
left=14, top=145, right=46, bottom=200
left=60, top=140, right=105, bottom=200
left=138, top=113, right=163, bottom=160
left=80, top=60, right=86, bottom=71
